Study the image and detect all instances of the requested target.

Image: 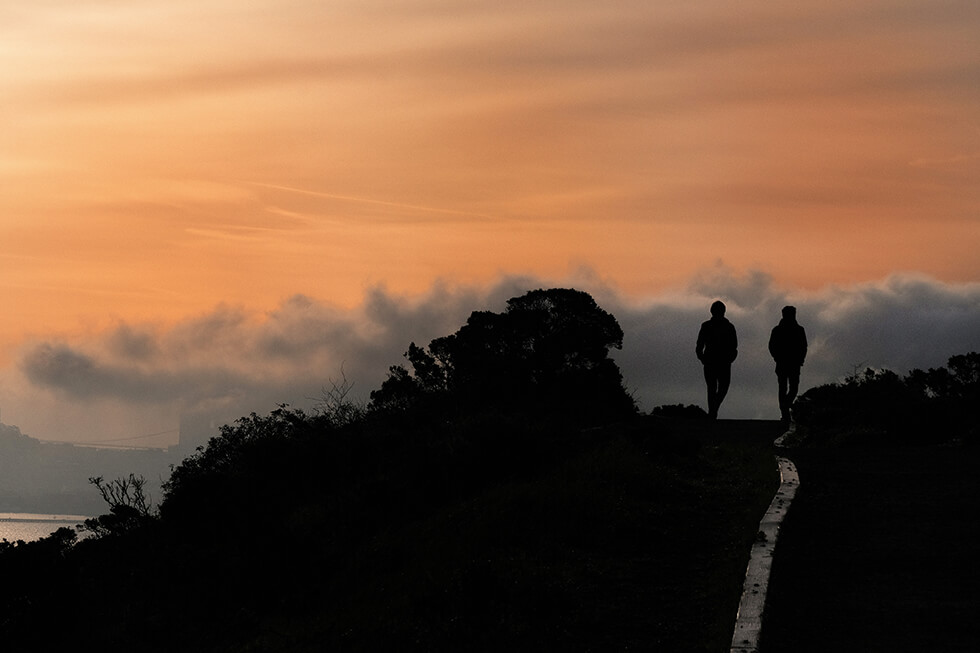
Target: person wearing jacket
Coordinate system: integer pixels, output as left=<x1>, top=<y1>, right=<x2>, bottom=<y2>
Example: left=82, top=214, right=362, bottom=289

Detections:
left=696, top=300, right=738, bottom=419
left=768, top=305, right=808, bottom=423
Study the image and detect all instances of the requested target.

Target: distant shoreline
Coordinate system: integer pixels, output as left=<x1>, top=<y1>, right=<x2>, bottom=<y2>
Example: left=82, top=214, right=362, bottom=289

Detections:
left=0, top=513, right=89, bottom=523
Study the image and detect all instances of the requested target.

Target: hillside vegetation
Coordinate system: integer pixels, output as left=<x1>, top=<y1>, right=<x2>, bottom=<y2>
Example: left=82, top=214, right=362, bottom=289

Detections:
left=1, top=410, right=784, bottom=652
left=17, top=293, right=978, bottom=650
left=791, top=351, right=979, bottom=445
left=0, top=289, right=787, bottom=651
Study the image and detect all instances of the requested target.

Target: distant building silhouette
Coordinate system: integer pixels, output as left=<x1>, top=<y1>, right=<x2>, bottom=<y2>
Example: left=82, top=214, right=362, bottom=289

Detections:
left=178, top=412, right=223, bottom=453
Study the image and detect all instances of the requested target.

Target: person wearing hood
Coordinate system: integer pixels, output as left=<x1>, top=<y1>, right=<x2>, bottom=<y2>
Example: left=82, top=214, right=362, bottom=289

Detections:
left=768, top=305, right=808, bottom=423
left=696, top=300, right=738, bottom=419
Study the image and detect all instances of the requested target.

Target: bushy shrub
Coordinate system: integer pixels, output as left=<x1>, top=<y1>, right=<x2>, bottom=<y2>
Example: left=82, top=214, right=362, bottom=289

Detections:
left=793, top=352, right=979, bottom=444
left=651, top=404, right=709, bottom=419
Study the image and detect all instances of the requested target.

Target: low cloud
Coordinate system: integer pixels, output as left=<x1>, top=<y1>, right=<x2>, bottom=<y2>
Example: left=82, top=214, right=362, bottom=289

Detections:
left=6, top=269, right=980, bottom=444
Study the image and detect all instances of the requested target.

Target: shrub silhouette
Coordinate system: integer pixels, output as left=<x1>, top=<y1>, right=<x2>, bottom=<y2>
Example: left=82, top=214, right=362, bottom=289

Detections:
left=81, top=474, right=155, bottom=538
left=652, top=403, right=709, bottom=419
left=793, top=351, right=979, bottom=443
left=371, top=288, right=636, bottom=423
left=0, top=292, right=658, bottom=651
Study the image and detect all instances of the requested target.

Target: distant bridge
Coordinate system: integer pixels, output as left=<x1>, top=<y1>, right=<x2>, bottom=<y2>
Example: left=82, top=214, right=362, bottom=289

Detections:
left=39, top=427, right=180, bottom=451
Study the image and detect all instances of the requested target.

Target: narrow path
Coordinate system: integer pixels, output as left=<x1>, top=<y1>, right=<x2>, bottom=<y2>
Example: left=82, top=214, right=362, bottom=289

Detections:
left=730, top=427, right=799, bottom=652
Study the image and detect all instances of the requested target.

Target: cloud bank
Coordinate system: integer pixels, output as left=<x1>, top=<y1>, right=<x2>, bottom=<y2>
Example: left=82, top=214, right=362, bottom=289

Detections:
left=5, top=268, right=980, bottom=445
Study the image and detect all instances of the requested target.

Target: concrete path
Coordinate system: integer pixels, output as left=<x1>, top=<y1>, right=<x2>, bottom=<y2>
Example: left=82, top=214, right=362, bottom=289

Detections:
left=730, top=427, right=799, bottom=652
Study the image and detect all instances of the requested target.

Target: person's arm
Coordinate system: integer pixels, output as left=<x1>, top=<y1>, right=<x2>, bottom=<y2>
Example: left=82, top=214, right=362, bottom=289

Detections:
left=800, top=327, right=808, bottom=365
left=730, top=324, right=738, bottom=362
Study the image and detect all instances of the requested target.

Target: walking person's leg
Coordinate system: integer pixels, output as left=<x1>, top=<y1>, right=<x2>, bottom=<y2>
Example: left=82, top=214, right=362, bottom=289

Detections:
left=704, top=364, right=719, bottom=418
left=777, top=372, right=791, bottom=422
left=784, top=369, right=800, bottom=421
left=715, top=364, right=731, bottom=415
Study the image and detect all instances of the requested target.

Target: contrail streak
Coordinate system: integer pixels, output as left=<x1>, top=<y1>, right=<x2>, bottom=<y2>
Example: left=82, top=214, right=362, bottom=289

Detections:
left=244, top=181, right=499, bottom=222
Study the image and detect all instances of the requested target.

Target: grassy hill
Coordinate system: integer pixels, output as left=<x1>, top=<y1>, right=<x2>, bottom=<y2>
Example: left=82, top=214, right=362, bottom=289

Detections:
left=0, top=412, right=782, bottom=652
left=3, top=287, right=972, bottom=650
left=760, top=352, right=980, bottom=651
left=761, top=439, right=980, bottom=652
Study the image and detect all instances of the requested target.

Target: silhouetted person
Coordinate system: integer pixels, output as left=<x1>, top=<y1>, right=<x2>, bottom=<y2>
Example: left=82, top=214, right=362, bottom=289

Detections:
left=768, top=305, right=808, bottom=423
left=696, top=300, right=738, bottom=419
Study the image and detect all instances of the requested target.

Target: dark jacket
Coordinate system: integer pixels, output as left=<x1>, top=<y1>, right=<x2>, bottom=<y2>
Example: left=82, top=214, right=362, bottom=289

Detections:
left=768, top=319, right=808, bottom=370
left=696, top=317, right=738, bottom=366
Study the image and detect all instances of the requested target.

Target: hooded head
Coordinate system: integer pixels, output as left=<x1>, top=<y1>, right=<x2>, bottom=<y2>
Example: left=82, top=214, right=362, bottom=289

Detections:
left=781, top=305, right=797, bottom=320
left=710, top=300, right=726, bottom=317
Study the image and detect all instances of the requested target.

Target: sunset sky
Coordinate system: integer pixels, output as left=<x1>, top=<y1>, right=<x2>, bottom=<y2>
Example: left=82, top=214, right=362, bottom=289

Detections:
left=2, top=0, right=979, bottom=445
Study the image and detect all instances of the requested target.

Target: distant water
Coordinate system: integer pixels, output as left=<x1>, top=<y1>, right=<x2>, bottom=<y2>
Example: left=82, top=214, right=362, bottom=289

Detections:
left=0, top=513, right=88, bottom=544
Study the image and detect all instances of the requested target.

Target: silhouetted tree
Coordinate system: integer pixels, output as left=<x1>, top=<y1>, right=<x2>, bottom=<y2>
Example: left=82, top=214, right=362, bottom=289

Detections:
left=907, top=351, right=980, bottom=400
left=81, top=473, right=155, bottom=538
left=314, top=366, right=366, bottom=427
left=371, top=288, right=636, bottom=423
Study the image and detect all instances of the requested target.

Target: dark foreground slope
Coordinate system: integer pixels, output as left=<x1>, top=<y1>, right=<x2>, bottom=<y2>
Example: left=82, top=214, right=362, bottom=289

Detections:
left=0, top=414, right=781, bottom=652
left=762, top=353, right=980, bottom=651
left=761, top=440, right=980, bottom=652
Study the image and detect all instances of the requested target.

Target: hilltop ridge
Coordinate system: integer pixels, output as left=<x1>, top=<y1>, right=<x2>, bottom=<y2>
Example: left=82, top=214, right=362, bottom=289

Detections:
left=0, top=410, right=782, bottom=651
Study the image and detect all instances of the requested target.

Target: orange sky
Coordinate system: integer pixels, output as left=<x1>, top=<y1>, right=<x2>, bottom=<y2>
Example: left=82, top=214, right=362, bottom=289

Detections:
left=2, top=0, right=979, bottom=354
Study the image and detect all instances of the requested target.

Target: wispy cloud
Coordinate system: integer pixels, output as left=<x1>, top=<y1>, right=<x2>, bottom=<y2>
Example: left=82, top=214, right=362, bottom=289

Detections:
left=247, top=182, right=499, bottom=223
left=909, top=152, right=980, bottom=169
